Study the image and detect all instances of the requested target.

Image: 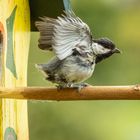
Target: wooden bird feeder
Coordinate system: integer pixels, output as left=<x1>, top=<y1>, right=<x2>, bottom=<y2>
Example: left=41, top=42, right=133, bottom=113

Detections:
left=0, top=0, right=140, bottom=140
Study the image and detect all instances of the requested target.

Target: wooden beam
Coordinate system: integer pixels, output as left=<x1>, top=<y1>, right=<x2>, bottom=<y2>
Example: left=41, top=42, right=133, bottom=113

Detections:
left=0, top=1, right=29, bottom=140
left=0, top=85, right=140, bottom=100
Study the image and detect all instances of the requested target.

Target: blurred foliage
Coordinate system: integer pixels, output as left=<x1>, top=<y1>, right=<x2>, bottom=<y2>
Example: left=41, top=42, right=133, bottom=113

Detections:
left=28, top=0, right=140, bottom=140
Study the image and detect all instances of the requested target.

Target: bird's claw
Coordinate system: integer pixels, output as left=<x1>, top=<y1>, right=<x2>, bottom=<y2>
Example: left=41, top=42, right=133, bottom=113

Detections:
left=56, top=83, right=72, bottom=90
left=56, top=83, right=90, bottom=92
left=56, top=85, right=66, bottom=90
left=72, top=83, right=90, bottom=92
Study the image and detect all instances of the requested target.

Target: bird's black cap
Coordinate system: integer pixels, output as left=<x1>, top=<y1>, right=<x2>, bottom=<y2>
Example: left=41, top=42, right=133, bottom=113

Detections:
left=93, top=38, right=115, bottom=50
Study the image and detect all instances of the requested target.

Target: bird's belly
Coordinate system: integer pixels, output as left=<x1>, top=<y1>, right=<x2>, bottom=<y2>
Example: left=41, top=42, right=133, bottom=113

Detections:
left=64, top=63, right=95, bottom=83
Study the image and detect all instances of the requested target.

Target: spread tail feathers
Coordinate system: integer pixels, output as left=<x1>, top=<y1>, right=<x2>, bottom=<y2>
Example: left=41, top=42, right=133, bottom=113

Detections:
left=35, top=57, right=62, bottom=81
left=35, top=63, right=49, bottom=77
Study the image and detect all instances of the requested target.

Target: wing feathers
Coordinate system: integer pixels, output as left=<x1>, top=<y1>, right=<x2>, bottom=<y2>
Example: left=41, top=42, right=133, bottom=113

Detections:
left=35, top=18, right=56, bottom=50
left=35, top=11, right=92, bottom=60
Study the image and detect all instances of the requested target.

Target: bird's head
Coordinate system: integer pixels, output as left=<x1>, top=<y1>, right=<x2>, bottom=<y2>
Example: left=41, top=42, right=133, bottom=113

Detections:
left=92, top=38, right=121, bottom=63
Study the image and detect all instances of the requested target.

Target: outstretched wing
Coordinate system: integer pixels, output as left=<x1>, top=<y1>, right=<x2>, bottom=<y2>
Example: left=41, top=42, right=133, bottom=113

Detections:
left=35, top=17, right=57, bottom=51
left=36, top=11, right=92, bottom=60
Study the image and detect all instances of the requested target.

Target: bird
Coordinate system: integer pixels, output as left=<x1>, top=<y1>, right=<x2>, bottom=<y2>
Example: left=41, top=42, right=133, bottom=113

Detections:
left=35, top=11, right=121, bottom=89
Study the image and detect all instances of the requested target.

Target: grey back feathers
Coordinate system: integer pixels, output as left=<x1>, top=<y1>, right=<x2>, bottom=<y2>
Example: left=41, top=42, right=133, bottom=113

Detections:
left=35, top=11, right=92, bottom=60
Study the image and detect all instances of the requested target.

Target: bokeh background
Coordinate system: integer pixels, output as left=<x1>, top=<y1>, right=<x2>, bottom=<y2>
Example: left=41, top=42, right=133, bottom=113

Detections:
left=28, top=0, right=140, bottom=140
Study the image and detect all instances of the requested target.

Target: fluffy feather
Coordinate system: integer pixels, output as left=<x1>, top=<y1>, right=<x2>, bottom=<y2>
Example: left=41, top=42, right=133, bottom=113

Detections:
left=35, top=11, right=119, bottom=88
left=35, top=11, right=92, bottom=60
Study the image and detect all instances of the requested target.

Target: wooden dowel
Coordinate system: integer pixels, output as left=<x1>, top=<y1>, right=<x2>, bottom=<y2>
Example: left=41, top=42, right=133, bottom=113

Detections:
left=0, top=85, right=140, bottom=100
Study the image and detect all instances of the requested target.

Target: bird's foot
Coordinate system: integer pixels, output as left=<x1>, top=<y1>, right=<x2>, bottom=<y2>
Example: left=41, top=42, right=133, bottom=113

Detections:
left=56, top=85, right=66, bottom=90
left=56, top=83, right=90, bottom=92
left=72, top=83, right=90, bottom=92
left=56, top=83, right=72, bottom=90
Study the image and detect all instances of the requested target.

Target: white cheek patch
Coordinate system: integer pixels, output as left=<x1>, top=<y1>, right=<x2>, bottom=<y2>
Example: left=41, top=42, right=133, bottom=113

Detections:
left=92, top=43, right=110, bottom=55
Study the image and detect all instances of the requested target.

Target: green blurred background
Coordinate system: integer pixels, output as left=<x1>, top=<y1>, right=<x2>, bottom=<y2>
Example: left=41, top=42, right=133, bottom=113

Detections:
left=28, top=0, right=140, bottom=140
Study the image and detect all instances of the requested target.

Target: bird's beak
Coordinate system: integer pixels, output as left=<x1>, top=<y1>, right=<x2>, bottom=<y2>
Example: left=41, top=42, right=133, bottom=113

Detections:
left=112, top=48, right=121, bottom=54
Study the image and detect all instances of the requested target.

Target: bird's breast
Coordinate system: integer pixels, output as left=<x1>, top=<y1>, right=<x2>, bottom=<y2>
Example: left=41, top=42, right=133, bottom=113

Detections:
left=62, top=56, right=95, bottom=83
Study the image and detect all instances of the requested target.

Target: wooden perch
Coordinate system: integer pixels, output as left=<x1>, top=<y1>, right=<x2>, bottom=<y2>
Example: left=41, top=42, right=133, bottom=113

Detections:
left=0, top=85, right=140, bottom=100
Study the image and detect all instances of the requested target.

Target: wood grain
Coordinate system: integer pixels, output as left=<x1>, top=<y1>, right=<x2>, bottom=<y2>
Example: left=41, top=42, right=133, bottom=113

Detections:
left=0, top=1, right=30, bottom=140
left=0, top=85, right=140, bottom=100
